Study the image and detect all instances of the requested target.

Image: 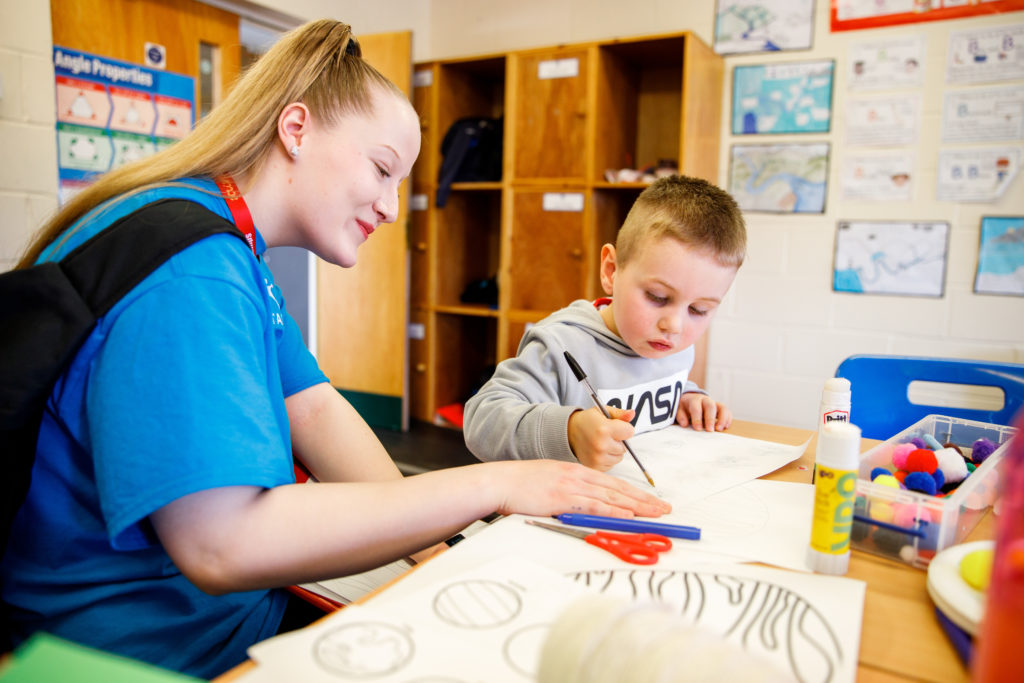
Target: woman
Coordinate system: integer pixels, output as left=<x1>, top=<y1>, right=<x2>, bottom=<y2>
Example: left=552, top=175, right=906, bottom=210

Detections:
left=1, top=19, right=668, bottom=677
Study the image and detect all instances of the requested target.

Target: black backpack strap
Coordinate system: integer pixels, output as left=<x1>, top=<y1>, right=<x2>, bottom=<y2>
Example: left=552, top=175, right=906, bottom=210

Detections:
left=0, top=199, right=245, bottom=557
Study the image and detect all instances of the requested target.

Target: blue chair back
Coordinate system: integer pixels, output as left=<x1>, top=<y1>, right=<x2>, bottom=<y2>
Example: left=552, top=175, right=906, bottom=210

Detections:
left=836, top=355, right=1024, bottom=439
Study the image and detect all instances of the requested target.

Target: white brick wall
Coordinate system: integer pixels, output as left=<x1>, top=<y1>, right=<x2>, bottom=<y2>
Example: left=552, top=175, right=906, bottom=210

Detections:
left=0, top=0, right=57, bottom=272
left=709, top=6, right=1024, bottom=428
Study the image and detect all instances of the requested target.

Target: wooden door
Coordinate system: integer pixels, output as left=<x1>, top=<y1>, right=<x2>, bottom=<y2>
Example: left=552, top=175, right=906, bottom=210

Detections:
left=316, top=31, right=413, bottom=431
left=511, top=47, right=590, bottom=181
left=507, top=189, right=586, bottom=313
left=50, top=0, right=240, bottom=110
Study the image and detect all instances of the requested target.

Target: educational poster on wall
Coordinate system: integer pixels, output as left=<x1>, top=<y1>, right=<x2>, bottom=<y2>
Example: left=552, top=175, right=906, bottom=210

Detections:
left=974, top=216, right=1024, bottom=296
left=941, top=85, right=1024, bottom=143
left=936, top=148, right=1020, bottom=202
left=714, top=0, right=815, bottom=54
left=846, top=35, right=925, bottom=91
left=947, top=24, right=1024, bottom=84
left=731, top=60, right=834, bottom=134
left=728, top=143, right=829, bottom=213
left=53, top=46, right=194, bottom=203
left=833, top=220, right=950, bottom=297
left=844, top=94, right=921, bottom=146
left=840, top=152, right=914, bottom=202
left=831, top=0, right=1024, bottom=32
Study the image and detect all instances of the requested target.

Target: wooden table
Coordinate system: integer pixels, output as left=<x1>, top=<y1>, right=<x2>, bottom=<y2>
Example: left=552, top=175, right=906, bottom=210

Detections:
left=218, top=420, right=986, bottom=682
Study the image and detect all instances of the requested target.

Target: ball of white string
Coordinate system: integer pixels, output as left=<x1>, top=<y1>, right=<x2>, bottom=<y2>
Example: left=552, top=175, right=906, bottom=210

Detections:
left=537, top=594, right=795, bottom=683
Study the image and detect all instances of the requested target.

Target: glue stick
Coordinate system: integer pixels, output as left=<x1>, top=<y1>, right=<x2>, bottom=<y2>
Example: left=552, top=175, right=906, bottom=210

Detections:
left=818, top=377, right=851, bottom=439
left=808, top=421, right=861, bottom=575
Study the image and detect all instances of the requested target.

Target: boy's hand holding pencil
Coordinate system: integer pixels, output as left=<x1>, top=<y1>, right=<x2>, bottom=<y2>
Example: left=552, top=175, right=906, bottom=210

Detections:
left=567, top=405, right=637, bottom=471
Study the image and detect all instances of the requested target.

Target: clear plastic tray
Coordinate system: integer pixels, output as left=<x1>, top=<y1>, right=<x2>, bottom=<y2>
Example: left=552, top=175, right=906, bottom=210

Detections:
left=851, top=414, right=1016, bottom=569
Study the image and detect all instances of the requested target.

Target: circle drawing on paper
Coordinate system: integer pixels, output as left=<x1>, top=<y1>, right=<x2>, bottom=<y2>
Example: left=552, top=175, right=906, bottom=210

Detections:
left=313, top=621, right=414, bottom=677
left=504, top=622, right=550, bottom=677
left=433, top=580, right=522, bottom=628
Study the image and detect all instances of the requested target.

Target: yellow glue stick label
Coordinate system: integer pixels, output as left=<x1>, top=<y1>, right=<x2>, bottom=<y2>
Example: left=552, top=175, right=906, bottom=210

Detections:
left=810, top=465, right=857, bottom=555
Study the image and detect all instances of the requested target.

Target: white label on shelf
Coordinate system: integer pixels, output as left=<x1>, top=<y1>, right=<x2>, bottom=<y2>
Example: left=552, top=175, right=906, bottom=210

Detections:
left=408, top=322, right=425, bottom=340
left=542, top=192, right=585, bottom=212
left=413, top=69, right=433, bottom=87
left=410, top=193, right=428, bottom=211
left=538, top=57, right=579, bottom=80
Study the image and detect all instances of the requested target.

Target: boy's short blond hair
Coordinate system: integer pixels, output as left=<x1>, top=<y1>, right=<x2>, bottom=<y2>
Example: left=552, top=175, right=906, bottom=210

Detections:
left=616, top=175, right=746, bottom=268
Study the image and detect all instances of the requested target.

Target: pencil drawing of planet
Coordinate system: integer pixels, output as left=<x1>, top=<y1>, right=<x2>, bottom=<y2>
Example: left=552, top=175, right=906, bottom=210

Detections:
left=570, top=569, right=844, bottom=683
left=432, top=579, right=523, bottom=628
left=313, top=621, right=413, bottom=677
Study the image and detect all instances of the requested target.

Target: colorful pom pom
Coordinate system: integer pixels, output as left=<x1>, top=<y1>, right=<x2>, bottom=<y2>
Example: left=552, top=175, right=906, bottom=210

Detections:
left=906, top=449, right=938, bottom=473
left=960, top=548, right=994, bottom=591
left=873, top=528, right=905, bottom=554
left=870, top=467, right=891, bottom=480
left=934, top=447, right=969, bottom=484
left=931, top=468, right=945, bottom=490
left=893, top=470, right=908, bottom=484
left=892, top=443, right=915, bottom=469
left=851, top=519, right=871, bottom=542
left=922, top=433, right=943, bottom=450
left=943, top=442, right=967, bottom=458
left=874, top=474, right=900, bottom=489
left=972, top=438, right=997, bottom=464
left=905, top=471, right=938, bottom=495
left=910, top=437, right=928, bottom=449
left=893, top=505, right=920, bottom=528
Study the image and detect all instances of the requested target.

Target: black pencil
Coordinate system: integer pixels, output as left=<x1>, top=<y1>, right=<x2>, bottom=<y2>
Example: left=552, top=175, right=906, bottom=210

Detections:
left=563, top=351, right=656, bottom=487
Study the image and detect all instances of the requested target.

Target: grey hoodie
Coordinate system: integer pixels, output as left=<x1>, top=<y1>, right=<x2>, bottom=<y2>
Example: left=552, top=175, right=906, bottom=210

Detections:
left=463, top=299, right=704, bottom=462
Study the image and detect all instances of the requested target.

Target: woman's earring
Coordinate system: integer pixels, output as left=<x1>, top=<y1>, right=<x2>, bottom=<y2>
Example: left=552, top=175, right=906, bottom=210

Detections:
left=289, top=145, right=300, bottom=157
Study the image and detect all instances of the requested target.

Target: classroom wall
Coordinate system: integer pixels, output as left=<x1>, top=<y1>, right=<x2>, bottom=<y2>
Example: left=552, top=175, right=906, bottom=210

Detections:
left=0, top=0, right=58, bottom=272
left=263, top=0, right=1024, bottom=429
left=4, top=0, right=1022, bottom=430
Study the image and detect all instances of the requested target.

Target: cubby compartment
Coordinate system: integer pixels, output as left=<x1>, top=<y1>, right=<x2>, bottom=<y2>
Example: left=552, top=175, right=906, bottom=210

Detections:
left=503, top=313, right=546, bottom=361
left=507, top=188, right=587, bottom=313
left=433, top=313, right=498, bottom=412
left=589, top=187, right=644, bottom=294
left=438, top=56, right=506, bottom=124
left=595, top=37, right=684, bottom=183
left=511, top=46, right=590, bottom=182
left=434, top=189, right=502, bottom=312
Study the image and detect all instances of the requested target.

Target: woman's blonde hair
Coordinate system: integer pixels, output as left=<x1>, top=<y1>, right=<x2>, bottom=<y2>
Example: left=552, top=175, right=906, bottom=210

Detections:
left=616, top=175, right=746, bottom=269
left=18, top=19, right=403, bottom=269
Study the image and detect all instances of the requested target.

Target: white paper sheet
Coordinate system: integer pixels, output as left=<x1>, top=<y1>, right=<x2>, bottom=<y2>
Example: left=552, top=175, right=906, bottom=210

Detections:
left=947, top=24, right=1024, bottom=84
left=298, top=559, right=412, bottom=605
left=363, top=518, right=865, bottom=683
left=847, top=35, right=925, bottom=91
left=609, top=424, right=809, bottom=503
left=250, top=557, right=588, bottom=682
left=663, top=478, right=815, bottom=571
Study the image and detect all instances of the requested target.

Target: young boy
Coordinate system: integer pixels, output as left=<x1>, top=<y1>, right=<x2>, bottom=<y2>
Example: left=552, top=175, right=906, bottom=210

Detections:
left=463, top=175, right=746, bottom=471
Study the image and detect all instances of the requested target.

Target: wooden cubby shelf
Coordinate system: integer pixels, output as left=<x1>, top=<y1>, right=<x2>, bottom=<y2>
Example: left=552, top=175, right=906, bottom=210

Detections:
left=408, top=31, right=723, bottom=423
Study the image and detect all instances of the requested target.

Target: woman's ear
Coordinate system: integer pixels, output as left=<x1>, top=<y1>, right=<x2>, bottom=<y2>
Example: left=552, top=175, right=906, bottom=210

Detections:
left=599, top=243, right=617, bottom=295
left=277, top=102, right=311, bottom=157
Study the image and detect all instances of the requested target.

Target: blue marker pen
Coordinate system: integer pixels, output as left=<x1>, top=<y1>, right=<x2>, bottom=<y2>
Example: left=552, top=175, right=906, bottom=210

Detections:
left=557, top=513, right=700, bottom=540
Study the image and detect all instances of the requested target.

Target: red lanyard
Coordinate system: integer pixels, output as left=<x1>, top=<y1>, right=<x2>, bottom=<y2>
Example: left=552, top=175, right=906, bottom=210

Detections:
left=214, top=175, right=257, bottom=257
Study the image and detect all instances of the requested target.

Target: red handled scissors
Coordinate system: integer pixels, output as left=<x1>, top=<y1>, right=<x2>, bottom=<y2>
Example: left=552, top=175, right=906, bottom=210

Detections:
left=525, top=519, right=672, bottom=565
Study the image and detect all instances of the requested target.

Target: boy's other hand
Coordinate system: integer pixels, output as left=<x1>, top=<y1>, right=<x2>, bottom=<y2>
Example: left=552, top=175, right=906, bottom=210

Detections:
left=677, top=393, right=732, bottom=432
left=567, top=406, right=636, bottom=471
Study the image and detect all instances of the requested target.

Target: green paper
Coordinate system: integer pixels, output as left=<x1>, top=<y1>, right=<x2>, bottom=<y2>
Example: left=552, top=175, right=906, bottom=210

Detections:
left=0, top=633, right=202, bottom=682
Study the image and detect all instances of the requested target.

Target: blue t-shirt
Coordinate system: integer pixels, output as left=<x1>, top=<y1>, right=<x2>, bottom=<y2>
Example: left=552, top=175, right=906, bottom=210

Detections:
left=1, top=178, right=328, bottom=678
